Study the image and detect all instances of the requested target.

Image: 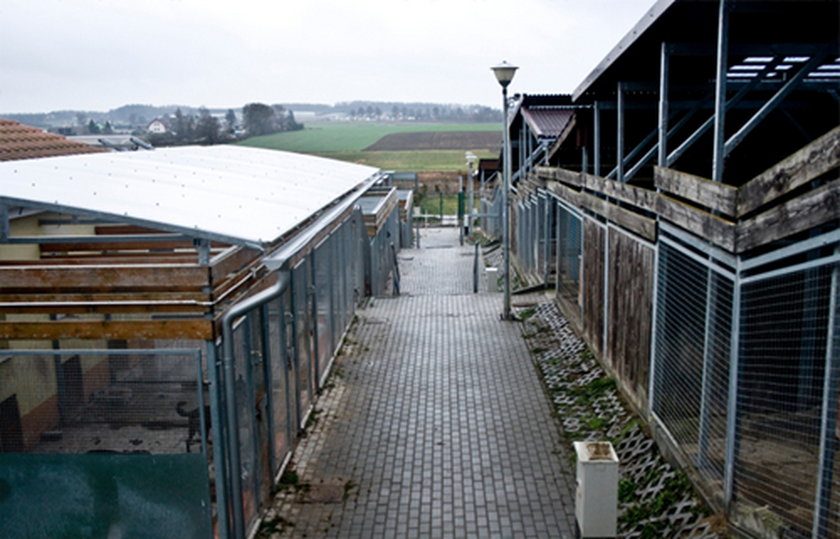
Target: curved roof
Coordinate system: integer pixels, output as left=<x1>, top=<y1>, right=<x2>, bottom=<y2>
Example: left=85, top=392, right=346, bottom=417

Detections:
left=0, top=145, right=380, bottom=248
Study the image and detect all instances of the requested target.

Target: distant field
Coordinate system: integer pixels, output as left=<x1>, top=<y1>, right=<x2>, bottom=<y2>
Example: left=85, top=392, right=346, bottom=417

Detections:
left=238, top=121, right=498, bottom=152
left=365, top=131, right=499, bottom=151
left=236, top=121, right=500, bottom=171
left=307, top=150, right=496, bottom=171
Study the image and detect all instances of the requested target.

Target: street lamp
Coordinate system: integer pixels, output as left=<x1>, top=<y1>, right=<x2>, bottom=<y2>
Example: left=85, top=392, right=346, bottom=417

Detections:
left=491, top=60, right=517, bottom=320
left=465, top=151, right=477, bottom=237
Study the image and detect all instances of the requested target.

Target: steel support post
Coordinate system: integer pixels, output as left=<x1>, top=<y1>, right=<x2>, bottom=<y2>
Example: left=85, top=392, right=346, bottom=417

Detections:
left=697, top=268, right=718, bottom=471
left=648, top=243, right=662, bottom=412
left=593, top=101, right=601, bottom=177
left=813, top=248, right=839, bottom=537
left=658, top=41, right=670, bottom=168
left=543, top=194, right=551, bottom=286
left=206, top=340, right=231, bottom=539
left=712, top=0, right=730, bottom=183
left=555, top=201, right=563, bottom=290
left=723, top=262, right=741, bottom=511
left=617, top=82, right=626, bottom=182
left=260, top=303, right=277, bottom=477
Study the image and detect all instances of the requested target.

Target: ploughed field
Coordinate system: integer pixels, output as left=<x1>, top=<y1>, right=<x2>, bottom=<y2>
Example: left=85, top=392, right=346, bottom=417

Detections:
left=364, top=130, right=500, bottom=151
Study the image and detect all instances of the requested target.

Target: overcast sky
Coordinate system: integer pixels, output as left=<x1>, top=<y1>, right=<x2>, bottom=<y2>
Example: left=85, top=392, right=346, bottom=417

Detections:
left=1, top=0, right=655, bottom=113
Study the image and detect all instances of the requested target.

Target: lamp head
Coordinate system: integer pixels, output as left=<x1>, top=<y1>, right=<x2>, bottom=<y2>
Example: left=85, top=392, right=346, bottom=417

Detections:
left=491, top=61, right=518, bottom=88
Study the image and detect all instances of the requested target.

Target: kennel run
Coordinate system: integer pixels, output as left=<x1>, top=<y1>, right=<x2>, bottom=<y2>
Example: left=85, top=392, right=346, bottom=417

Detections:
left=0, top=144, right=405, bottom=538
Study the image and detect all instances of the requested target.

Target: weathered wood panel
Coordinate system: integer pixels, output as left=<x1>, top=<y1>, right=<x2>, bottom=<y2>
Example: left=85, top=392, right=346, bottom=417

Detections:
left=655, top=194, right=736, bottom=252
left=582, top=173, right=660, bottom=214
left=0, top=291, right=208, bottom=303
left=0, top=265, right=210, bottom=292
left=654, top=166, right=738, bottom=217
left=0, top=303, right=207, bottom=315
left=536, top=166, right=584, bottom=187
left=738, top=125, right=840, bottom=217
left=546, top=181, right=656, bottom=241
left=736, top=179, right=840, bottom=253
left=606, top=229, right=654, bottom=409
left=582, top=220, right=605, bottom=358
left=210, top=246, right=261, bottom=283
left=38, top=239, right=200, bottom=253
left=2, top=254, right=199, bottom=265
left=0, top=320, right=213, bottom=340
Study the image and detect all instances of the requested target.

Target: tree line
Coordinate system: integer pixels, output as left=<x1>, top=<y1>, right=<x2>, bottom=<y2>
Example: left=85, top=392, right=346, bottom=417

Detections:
left=147, top=103, right=303, bottom=147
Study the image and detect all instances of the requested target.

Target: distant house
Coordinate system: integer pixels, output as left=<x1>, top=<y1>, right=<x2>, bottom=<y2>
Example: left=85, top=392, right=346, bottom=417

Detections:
left=146, top=119, right=167, bottom=134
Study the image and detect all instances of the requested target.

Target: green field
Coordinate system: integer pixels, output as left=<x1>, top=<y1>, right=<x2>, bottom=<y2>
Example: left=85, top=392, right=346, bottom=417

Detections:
left=236, top=121, right=499, bottom=171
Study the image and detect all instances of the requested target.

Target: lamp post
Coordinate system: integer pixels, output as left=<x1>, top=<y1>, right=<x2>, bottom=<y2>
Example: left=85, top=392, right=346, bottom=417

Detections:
left=465, top=151, right=476, bottom=238
left=491, top=60, right=517, bottom=320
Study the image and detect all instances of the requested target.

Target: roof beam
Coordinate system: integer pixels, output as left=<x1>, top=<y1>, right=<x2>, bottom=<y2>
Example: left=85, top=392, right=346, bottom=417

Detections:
left=724, top=53, right=829, bottom=158
left=712, top=0, right=731, bottom=183
left=667, top=62, right=769, bottom=168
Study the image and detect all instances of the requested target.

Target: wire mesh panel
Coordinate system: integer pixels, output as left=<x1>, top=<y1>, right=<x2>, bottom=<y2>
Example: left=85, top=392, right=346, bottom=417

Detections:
left=652, top=239, right=733, bottom=491
left=555, top=203, right=582, bottom=308
left=481, top=184, right=502, bottom=239
left=735, top=260, right=837, bottom=537
left=232, top=318, right=259, bottom=528
left=0, top=348, right=208, bottom=455
left=314, top=238, right=334, bottom=385
left=0, top=348, right=213, bottom=537
left=292, top=258, right=314, bottom=419
left=266, top=295, right=293, bottom=478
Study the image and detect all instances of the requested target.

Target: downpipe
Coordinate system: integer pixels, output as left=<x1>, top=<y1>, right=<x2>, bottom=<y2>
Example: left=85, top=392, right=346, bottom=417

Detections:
left=222, top=270, right=291, bottom=539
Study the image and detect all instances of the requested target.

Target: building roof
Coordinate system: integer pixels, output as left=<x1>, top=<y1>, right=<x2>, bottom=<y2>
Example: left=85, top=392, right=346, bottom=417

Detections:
left=521, top=108, right=575, bottom=139
left=0, top=145, right=381, bottom=248
left=573, top=0, right=840, bottom=101
left=0, top=118, right=107, bottom=161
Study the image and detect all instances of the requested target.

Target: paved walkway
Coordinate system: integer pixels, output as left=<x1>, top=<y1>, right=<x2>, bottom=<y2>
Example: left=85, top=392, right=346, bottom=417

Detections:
left=266, top=228, right=576, bottom=538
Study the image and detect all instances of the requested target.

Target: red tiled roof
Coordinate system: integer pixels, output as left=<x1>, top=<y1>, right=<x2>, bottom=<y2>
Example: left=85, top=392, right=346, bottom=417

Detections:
left=0, top=118, right=106, bottom=161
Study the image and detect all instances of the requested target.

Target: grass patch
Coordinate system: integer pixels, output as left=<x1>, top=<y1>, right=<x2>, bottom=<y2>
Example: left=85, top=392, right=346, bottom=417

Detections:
left=258, top=515, right=294, bottom=536
left=568, top=377, right=616, bottom=405
left=319, top=150, right=496, bottom=171
left=343, top=480, right=358, bottom=502
left=417, top=193, right=460, bottom=215
left=276, top=469, right=309, bottom=493
left=519, top=307, right=537, bottom=320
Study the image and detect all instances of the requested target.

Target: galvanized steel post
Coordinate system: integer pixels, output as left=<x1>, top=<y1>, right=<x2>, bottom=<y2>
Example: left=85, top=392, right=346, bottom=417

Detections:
left=712, top=0, right=730, bottom=182
left=814, top=246, right=839, bottom=537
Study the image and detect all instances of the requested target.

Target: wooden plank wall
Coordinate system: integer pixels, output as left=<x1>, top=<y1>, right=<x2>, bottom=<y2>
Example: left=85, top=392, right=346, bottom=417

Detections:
left=606, top=229, right=654, bottom=410
left=582, top=220, right=605, bottom=359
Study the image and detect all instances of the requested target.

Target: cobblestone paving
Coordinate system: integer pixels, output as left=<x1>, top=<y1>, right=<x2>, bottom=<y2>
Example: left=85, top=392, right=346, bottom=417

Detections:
left=263, top=228, right=576, bottom=538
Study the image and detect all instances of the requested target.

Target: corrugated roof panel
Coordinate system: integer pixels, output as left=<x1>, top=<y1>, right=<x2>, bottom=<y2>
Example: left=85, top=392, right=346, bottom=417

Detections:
left=0, top=145, right=379, bottom=246
left=521, top=108, right=575, bottom=138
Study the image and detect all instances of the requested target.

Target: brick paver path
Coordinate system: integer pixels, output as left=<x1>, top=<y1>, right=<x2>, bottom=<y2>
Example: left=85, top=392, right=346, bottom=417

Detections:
left=268, top=228, right=576, bottom=538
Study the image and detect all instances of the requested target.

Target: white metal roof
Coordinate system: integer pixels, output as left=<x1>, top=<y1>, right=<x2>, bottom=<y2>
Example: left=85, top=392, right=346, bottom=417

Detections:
left=0, top=145, right=380, bottom=247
